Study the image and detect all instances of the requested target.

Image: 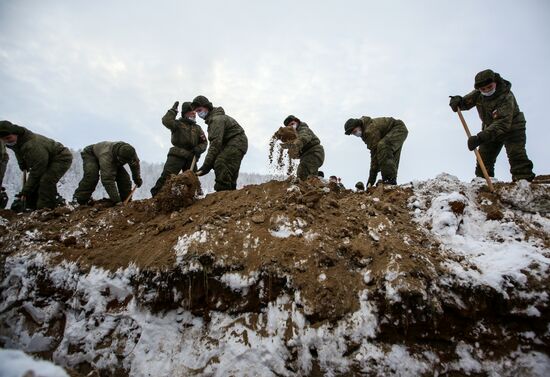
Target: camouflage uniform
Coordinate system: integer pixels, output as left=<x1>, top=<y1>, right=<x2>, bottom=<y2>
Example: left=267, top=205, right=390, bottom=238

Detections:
left=452, top=70, right=535, bottom=181
left=73, top=141, right=142, bottom=204
left=293, top=122, right=325, bottom=181
left=150, top=104, right=207, bottom=196
left=0, top=121, right=72, bottom=209
left=349, top=117, right=408, bottom=185
left=197, top=104, right=248, bottom=191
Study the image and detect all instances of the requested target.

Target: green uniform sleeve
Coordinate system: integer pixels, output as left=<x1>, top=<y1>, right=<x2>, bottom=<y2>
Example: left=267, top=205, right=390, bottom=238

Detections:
left=201, top=118, right=225, bottom=172
left=460, top=90, right=479, bottom=111
left=478, top=96, right=515, bottom=142
left=297, top=126, right=314, bottom=153
left=21, top=144, right=49, bottom=196
left=196, top=127, right=208, bottom=154
left=161, top=109, right=178, bottom=131
left=128, top=159, right=141, bottom=183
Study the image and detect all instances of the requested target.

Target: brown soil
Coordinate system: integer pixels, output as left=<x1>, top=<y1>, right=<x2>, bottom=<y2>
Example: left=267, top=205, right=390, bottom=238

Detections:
left=268, top=134, right=296, bottom=176
left=0, top=179, right=447, bottom=321
left=274, top=126, right=297, bottom=143
left=154, top=171, right=200, bottom=213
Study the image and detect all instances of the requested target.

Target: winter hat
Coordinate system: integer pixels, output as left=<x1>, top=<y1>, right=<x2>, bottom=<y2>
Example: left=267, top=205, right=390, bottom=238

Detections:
left=180, top=101, right=194, bottom=115
left=344, top=118, right=362, bottom=135
left=283, top=115, right=300, bottom=127
left=474, top=69, right=496, bottom=89
left=191, top=95, right=213, bottom=111
left=0, top=120, right=22, bottom=137
left=117, top=144, right=137, bottom=163
left=355, top=181, right=365, bottom=191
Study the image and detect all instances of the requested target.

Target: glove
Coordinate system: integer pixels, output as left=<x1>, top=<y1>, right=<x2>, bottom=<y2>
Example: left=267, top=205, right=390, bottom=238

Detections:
left=171, top=101, right=179, bottom=112
left=467, top=135, right=482, bottom=151
left=134, top=177, right=143, bottom=188
left=367, top=171, right=377, bottom=187
left=197, top=165, right=211, bottom=176
left=192, top=146, right=202, bottom=157
left=449, top=96, right=462, bottom=112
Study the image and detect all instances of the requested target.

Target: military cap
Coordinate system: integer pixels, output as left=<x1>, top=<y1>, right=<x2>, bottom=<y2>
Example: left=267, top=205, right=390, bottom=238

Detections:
left=474, top=69, right=496, bottom=89
left=283, top=115, right=300, bottom=127
left=344, top=118, right=362, bottom=135
left=191, top=95, right=213, bottom=111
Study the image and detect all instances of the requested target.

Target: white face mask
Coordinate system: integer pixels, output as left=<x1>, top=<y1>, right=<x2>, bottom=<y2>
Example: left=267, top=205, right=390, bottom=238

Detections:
left=353, top=129, right=362, bottom=138
left=5, top=141, right=16, bottom=146
left=288, top=122, right=298, bottom=130
left=197, top=110, right=208, bottom=119
left=480, top=87, right=496, bottom=97
left=187, top=115, right=196, bottom=122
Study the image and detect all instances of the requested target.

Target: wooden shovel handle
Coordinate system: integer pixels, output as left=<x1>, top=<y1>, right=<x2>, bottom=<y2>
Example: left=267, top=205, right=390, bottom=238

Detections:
left=123, top=185, right=138, bottom=205
left=456, top=108, right=494, bottom=192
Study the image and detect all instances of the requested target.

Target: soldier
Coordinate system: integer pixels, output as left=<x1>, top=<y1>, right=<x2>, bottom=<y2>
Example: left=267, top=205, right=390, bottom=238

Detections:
left=73, top=141, right=142, bottom=205
left=449, top=69, right=535, bottom=181
left=150, top=101, right=207, bottom=196
left=0, top=120, right=72, bottom=210
left=355, top=181, right=365, bottom=192
left=0, top=141, right=9, bottom=208
left=192, top=95, right=248, bottom=191
left=282, top=115, right=325, bottom=181
left=344, top=116, right=408, bottom=186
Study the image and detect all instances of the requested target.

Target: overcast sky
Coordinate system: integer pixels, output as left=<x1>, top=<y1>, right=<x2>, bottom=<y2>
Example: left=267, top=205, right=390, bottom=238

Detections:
left=1, top=0, right=548, bottom=187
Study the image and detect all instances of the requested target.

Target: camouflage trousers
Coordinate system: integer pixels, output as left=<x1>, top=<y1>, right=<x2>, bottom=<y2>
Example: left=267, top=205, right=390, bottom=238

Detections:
left=74, top=148, right=132, bottom=204
left=28, top=149, right=72, bottom=209
left=476, top=127, right=535, bottom=181
left=151, top=154, right=194, bottom=197
left=297, top=144, right=325, bottom=181
left=375, top=121, right=408, bottom=181
left=213, top=142, right=247, bottom=192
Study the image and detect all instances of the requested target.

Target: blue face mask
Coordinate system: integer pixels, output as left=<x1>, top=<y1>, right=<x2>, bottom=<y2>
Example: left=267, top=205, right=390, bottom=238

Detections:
left=481, top=87, right=496, bottom=97
left=197, top=110, right=208, bottom=119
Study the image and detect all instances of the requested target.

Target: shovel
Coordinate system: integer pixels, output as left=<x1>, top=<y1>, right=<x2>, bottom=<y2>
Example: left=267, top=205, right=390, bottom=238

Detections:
left=456, top=108, right=495, bottom=192
left=123, top=185, right=138, bottom=205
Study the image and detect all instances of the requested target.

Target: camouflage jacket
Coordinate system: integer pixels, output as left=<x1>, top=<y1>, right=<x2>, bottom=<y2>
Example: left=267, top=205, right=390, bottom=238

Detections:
left=202, top=107, right=248, bottom=172
left=458, top=73, right=525, bottom=142
left=295, top=122, right=322, bottom=157
left=3, top=124, right=71, bottom=196
left=86, top=141, right=141, bottom=203
left=161, top=109, right=207, bottom=159
left=360, top=116, right=406, bottom=173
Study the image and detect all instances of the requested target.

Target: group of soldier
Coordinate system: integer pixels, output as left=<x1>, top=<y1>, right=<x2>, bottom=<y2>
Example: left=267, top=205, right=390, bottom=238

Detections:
left=0, top=69, right=536, bottom=212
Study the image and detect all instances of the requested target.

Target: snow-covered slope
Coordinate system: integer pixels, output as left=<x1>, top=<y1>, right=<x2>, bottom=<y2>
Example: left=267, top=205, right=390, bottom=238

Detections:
left=0, top=174, right=548, bottom=376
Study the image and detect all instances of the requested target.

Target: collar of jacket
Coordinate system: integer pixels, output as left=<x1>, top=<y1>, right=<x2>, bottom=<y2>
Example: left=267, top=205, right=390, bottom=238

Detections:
left=205, top=107, right=225, bottom=124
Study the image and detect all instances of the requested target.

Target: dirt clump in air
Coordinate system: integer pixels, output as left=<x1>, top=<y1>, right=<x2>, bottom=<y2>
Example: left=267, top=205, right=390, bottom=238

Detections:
left=268, top=127, right=297, bottom=176
left=154, top=171, right=201, bottom=213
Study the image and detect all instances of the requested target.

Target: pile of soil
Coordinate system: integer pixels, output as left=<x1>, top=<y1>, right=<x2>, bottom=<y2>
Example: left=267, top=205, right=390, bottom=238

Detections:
left=0, top=179, right=445, bottom=320
left=154, top=171, right=200, bottom=212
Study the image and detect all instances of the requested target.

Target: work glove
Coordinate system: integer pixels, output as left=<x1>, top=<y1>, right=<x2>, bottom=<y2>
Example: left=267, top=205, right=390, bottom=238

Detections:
left=449, top=96, right=462, bottom=112
left=197, top=165, right=211, bottom=176
left=367, top=171, right=377, bottom=187
left=467, top=135, right=482, bottom=151
left=134, top=177, right=143, bottom=188
left=171, top=101, right=179, bottom=113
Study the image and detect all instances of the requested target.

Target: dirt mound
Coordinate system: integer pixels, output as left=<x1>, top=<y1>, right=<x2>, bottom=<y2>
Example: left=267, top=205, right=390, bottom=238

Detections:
left=1, top=177, right=549, bottom=376
left=154, top=171, right=200, bottom=212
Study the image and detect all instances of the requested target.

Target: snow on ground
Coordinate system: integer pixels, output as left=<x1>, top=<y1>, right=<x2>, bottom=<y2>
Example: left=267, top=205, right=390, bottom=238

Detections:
left=0, top=348, right=69, bottom=377
left=1, top=174, right=549, bottom=376
left=410, top=173, right=550, bottom=294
